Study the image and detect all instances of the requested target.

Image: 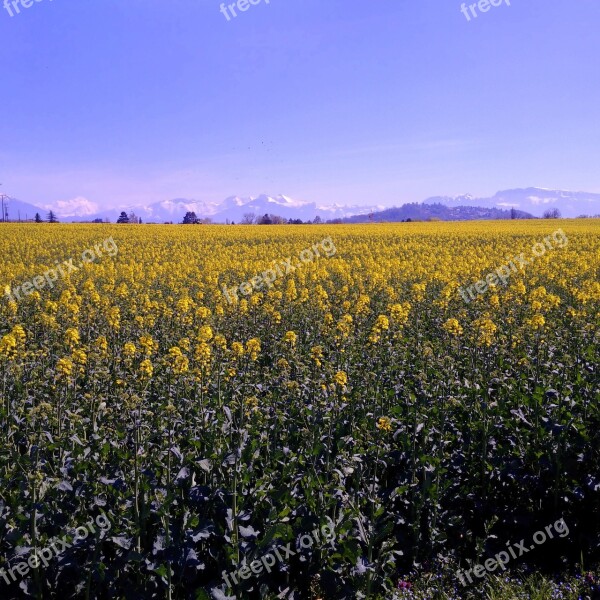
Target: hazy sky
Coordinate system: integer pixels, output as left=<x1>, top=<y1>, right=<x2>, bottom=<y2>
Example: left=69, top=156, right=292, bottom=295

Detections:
left=1, top=0, right=599, bottom=212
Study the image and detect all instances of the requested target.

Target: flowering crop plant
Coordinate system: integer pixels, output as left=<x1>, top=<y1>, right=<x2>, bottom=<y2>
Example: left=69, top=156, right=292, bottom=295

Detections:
left=0, top=220, right=598, bottom=599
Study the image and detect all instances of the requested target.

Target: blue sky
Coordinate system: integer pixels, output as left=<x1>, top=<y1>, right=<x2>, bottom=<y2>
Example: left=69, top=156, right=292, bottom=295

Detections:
left=1, top=0, right=599, bottom=212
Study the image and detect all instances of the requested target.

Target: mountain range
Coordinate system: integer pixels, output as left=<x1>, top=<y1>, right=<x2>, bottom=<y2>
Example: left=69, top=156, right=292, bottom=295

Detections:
left=429, top=188, right=600, bottom=219
left=0, top=194, right=383, bottom=224
left=2, top=188, right=599, bottom=223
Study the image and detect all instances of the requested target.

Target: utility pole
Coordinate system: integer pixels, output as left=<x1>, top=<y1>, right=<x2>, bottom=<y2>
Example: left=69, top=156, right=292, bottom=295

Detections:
left=0, top=194, right=9, bottom=223
left=0, top=184, right=11, bottom=223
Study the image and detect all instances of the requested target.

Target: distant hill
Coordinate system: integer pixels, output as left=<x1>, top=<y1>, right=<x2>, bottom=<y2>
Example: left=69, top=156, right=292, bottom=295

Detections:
left=341, top=202, right=534, bottom=223
left=0, top=197, right=46, bottom=221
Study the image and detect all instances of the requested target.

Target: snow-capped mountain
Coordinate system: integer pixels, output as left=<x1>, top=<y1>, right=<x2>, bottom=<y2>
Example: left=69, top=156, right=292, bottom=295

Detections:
left=210, top=194, right=382, bottom=223
left=427, top=188, right=600, bottom=218
left=68, top=198, right=223, bottom=223
left=65, top=194, right=383, bottom=223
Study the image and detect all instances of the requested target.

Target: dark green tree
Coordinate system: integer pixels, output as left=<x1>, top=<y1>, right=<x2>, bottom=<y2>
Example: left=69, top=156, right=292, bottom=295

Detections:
left=182, top=211, right=198, bottom=224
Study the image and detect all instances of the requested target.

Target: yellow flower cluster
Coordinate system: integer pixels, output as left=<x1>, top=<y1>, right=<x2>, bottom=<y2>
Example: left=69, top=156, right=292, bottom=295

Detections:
left=369, top=314, right=390, bottom=344
left=246, top=338, right=261, bottom=361
left=376, top=417, right=393, bottom=432
left=167, top=346, right=189, bottom=374
left=472, top=317, right=497, bottom=347
left=443, top=318, right=463, bottom=336
left=0, top=325, right=26, bottom=359
left=0, top=333, right=17, bottom=358
left=283, top=331, right=297, bottom=347
left=333, top=371, right=348, bottom=387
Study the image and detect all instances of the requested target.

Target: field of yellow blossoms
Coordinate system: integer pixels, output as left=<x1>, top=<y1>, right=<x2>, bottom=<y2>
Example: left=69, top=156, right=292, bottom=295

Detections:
left=0, top=221, right=598, bottom=599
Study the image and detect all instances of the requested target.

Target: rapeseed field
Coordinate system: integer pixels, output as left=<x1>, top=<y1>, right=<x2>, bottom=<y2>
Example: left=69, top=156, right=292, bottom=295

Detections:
left=0, top=221, right=598, bottom=599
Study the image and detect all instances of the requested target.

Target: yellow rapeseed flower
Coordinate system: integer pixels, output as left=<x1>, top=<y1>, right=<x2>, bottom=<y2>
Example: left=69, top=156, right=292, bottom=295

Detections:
left=123, top=343, right=137, bottom=358
left=56, top=358, right=74, bottom=378
left=246, top=338, right=261, bottom=361
left=283, top=331, right=297, bottom=347
left=333, top=371, right=348, bottom=387
left=139, top=359, right=153, bottom=379
left=443, top=318, right=463, bottom=336
left=376, top=417, right=392, bottom=432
